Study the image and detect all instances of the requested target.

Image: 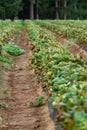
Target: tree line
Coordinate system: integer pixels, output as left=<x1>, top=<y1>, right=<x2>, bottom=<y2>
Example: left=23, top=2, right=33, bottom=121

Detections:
left=0, top=0, right=87, bottom=20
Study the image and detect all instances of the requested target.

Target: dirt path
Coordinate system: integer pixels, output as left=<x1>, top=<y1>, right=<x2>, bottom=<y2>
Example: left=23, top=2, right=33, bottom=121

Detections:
left=0, top=29, right=54, bottom=130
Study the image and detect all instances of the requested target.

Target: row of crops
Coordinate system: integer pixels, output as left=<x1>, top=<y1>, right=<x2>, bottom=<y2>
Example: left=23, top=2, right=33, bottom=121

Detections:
left=0, top=20, right=23, bottom=46
left=25, top=20, right=87, bottom=130
left=0, top=20, right=24, bottom=63
left=34, top=20, right=87, bottom=45
left=0, top=20, right=25, bottom=127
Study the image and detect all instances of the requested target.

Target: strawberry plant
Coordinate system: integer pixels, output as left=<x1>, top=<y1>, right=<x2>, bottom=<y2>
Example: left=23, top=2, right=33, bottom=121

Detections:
left=25, top=20, right=87, bottom=130
left=35, top=20, right=87, bottom=45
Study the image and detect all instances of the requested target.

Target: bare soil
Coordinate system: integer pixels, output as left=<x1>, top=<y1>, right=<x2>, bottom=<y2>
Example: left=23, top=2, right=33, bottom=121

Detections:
left=0, top=29, right=54, bottom=130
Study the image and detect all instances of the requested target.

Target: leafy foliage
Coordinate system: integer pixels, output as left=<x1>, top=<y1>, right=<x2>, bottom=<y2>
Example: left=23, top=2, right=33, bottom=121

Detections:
left=0, top=54, right=12, bottom=64
left=26, top=20, right=87, bottom=130
left=0, top=0, right=23, bottom=19
left=2, top=43, right=25, bottom=56
left=0, top=0, right=87, bottom=19
left=36, top=20, right=87, bottom=44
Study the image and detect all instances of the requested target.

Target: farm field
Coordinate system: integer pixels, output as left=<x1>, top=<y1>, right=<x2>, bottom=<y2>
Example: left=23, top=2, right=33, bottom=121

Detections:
left=34, top=20, right=87, bottom=45
left=0, top=20, right=87, bottom=130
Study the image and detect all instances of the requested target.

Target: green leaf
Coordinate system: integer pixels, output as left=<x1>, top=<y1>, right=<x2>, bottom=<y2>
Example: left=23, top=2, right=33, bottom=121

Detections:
left=2, top=43, right=25, bottom=56
left=74, top=111, right=87, bottom=121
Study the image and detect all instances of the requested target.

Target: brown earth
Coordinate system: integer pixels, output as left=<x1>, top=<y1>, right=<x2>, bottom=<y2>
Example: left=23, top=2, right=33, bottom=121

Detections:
left=57, top=35, right=87, bottom=60
left=0, top=29, right=55, bottom=130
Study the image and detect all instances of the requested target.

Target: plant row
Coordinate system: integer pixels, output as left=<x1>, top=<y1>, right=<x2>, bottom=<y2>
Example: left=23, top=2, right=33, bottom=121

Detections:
left=34, top=20, right=87, bottom=45
left=0, top=20, right=23, bottom=46
left=0, top=20, right=24, bottom=63
left=25, top=20, right=87, bottom=130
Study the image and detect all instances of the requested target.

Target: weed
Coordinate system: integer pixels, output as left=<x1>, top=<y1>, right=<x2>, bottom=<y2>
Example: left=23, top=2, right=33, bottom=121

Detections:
left=29, top=96, right=45, bottom=107
left=31, top=79, right=35, bottom=83
left=0, top=102, right=8, bottom=109
left=18, top=66, right=24, bottom=70
left=0, top=117, right=2, bottom=128
left=3, top=89, right=10, bottom=99
left=2, top=64, right=9, bottom=71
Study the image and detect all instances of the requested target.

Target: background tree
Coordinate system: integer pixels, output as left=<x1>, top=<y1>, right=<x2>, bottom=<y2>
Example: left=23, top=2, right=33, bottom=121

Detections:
left=64, top=0, right=67, bottom=19
left=0, top=0, right=87, bottom=20
left=0, top=0, right=22, bottom=19
left=55, top=0, right=59, bottom=19
left=35, top=0, right=39, bottom=19
left=29, top=0, right=35, bottom=19
left=39, top=0, right=55, bottom=19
